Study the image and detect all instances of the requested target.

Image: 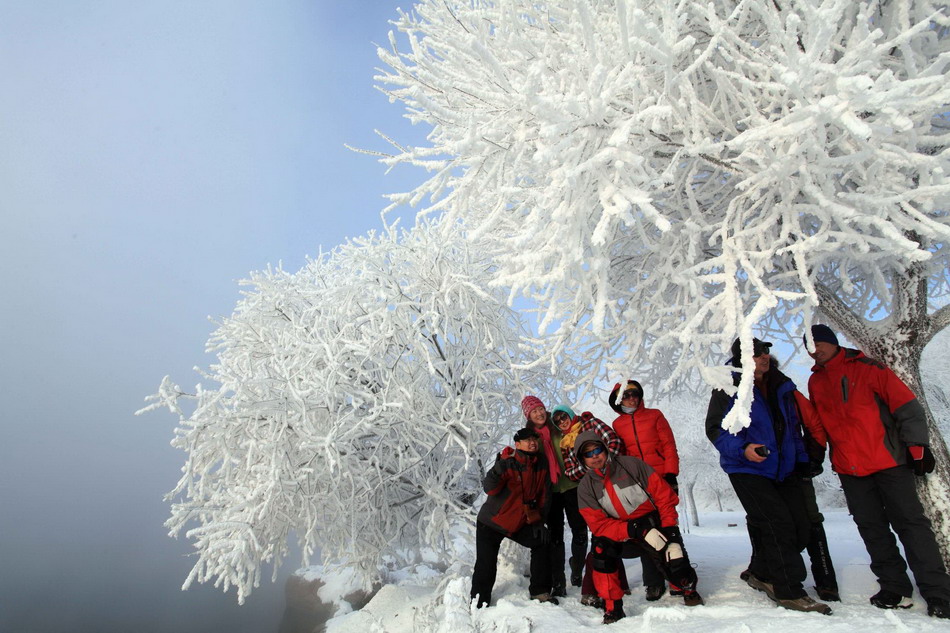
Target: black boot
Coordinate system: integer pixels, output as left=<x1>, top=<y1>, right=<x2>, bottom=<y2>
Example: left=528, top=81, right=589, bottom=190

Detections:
left=603, top=599, right=626, bottom=624
left=569, top=556, right=584, bottom=587
left=806, top=523, right=839, bottom=601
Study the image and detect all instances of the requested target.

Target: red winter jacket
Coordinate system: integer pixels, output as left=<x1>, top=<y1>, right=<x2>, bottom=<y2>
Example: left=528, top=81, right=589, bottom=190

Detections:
left=611, top=402, right=679, bottom=477
left=806, top=347, right=928, bottom=477
left=476, top=448, right=550, bottom=536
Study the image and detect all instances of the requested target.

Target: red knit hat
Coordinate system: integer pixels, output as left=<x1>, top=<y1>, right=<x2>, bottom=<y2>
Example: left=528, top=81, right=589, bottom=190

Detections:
left=521, top=395, right=545, bottom=420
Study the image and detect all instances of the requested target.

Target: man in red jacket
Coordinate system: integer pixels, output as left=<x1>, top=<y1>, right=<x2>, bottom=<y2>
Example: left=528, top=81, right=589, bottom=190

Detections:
left=574, top=431, right=702, bottom=624
left=805, top=324, right=950, bottom=619
left=470, top=427, right=556, bottom=608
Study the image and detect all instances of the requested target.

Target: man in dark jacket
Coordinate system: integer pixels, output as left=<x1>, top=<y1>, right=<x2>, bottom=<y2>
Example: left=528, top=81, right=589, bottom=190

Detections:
left=705, top=337, right=832, bottom=615
left=470, top=427, right=556, bottom=608
left=804, top=324, right=950, bottom=619
left=574, top=431, right=702, bottom=624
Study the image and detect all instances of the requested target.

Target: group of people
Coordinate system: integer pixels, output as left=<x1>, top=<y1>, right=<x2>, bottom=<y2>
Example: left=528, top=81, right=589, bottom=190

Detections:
left=470, top=324, right=950, bottom=624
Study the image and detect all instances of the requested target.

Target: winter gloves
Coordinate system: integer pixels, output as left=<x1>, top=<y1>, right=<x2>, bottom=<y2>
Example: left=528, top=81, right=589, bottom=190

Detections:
left=531, top=523, right=550, bottom=544
left=664, top=473, right=679, bottom=494
left=908, top=445, right=936, bottom=476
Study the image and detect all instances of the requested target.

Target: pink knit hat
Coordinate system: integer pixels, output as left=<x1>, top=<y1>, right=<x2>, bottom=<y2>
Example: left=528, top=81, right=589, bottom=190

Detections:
left=521, top=395, right=545, bottom=420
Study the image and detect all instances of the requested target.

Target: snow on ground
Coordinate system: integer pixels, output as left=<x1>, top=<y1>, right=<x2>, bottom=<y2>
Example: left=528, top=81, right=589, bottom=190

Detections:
left=326, top=510, right=947, bottom=632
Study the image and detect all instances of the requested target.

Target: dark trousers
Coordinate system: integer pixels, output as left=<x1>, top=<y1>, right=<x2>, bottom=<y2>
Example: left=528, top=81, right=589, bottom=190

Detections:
left=729, top=473, right=809, bottom=599
left=840, top=466, right=950, bottom=601
left=471, top=521, right=553, bottom=607
left=548, top=488, right=589, bottom=588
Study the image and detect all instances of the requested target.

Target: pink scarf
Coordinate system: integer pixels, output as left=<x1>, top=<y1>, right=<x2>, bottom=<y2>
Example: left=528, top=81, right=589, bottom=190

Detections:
left=535, top=424, right=561, bottom=484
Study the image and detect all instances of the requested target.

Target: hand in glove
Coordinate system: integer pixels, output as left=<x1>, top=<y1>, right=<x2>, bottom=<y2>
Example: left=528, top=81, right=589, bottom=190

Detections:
left=663, top=473, right=679, bottom=494
left=531, top=523, right=550, bottom=545
left=908, top=445, right=936, bottom=476
left=660, top=525, right=683, bottom=545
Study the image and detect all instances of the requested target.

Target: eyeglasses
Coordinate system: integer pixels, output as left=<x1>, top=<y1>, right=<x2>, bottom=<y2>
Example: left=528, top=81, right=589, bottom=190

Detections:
left=622, top=391, right=640, bottom=400
left=581, top=446, right=606, bottom=459
left=553, top=411, right=571, bottom=424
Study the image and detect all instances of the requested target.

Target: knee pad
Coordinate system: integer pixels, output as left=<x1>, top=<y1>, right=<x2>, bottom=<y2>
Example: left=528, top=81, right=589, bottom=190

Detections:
left=592, top=544, right=621, bottom=574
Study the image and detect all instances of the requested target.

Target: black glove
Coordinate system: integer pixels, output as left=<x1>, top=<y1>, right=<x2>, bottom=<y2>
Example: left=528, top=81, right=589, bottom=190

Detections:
left=663, top=473, right=679, bottom=494
left=660, top=525, right=683, bottom=545
left=908, top=445, right=936, bottom=476
left=808, top=459, right=824, bottom=478
left=626, top=513, right=658, bottom=540
left=531, top=523, right=550, bottom=544
left=793, top=460, right=813, bottom=479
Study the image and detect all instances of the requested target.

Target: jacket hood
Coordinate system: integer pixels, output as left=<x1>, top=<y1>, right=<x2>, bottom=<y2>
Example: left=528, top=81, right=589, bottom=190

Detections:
left=552, top=404, right=576, bottom=421
left=573, top=430, right=606, bottom=462
left=609, top=379, right=645, bottom=415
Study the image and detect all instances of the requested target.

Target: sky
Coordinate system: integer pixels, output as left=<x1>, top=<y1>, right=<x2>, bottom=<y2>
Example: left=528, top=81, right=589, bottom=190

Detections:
left=0, top=2, right=427, bottom=631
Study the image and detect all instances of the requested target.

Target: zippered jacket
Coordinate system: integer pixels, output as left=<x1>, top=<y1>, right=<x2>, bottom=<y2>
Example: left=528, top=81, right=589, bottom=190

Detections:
left=806, top=347, right=928, bottom=477
left=609, top=381, right=679, bottom=476
left=476, top=448, right=550, bottom=537
left=705, top=362, right=808, bottom=481
left=574, top=431, right=679, bottom=542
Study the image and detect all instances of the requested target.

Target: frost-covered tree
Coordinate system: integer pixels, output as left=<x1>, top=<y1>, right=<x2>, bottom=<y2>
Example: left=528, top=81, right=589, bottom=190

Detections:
left=139, top=222, right=555, bottom=602
left=375, top=0, right=950, bottom=553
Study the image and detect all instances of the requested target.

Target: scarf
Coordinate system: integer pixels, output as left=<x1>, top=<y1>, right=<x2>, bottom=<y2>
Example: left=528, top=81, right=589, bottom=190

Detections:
left=559, top=420, right=583, bottom=454
left=535, top=424, right=561, bottom=484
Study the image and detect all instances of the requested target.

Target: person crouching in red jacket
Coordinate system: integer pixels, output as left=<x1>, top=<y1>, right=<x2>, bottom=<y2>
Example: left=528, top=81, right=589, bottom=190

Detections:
left=574, top=431, right=702, bottom=624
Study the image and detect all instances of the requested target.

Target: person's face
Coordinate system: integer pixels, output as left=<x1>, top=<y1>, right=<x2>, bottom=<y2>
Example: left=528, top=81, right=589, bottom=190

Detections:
left=528, top=406, right=547, bottom=427
left=808, top=341, right=839, bottom=366
left=515, top=437, right=539, bottom=453
left=621, top=390, right=641, bottom=409
left=553, top=410, right=572, bottom=432
left=581, top=443, right=607, bottom=470
left=753, top=350, right=771, bottom=374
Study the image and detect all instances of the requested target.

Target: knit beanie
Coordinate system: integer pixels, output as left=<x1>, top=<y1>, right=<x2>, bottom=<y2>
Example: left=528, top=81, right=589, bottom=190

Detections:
left=521, top=395, right=545, bottom=420
left=807, top=324, right=839, bottom=347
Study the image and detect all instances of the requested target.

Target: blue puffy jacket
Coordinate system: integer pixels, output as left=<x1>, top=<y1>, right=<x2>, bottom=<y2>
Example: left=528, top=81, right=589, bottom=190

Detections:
left=705, top=363, right=808, bottom=481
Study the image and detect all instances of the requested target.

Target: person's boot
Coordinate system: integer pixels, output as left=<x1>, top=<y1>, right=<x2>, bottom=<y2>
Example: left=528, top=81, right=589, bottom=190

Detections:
left=531, top=592, right=559, bottom=605
left=669, top=582, right=684, bottom=597
left=774, top=595, right=832, bottom=615
left=806, top=523, right=839, bottom=602
left=870, top=589, right=913, bottom=609
left=682, top=589, right=705, bottom=606
left=645, top=585, right=666, bottom=601
left=603, top=599, right=626, bottom=624
left=569, top=556, right=584, bottom=587
left=927, top=597, right=950, bottom=619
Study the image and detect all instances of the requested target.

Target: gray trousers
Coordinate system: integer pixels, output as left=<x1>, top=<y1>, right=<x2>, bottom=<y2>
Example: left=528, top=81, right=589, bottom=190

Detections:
left=840, top=466, right=950, bottom=601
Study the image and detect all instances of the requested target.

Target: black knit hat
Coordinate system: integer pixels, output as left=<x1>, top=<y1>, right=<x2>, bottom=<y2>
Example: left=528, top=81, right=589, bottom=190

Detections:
left=807, top=324, right=839, bottom=347
left=513, top=427, right=540, bottom=442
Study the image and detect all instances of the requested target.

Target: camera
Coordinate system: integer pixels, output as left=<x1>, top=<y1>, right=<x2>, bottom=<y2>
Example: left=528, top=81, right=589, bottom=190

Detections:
left=754, top=446, right=770, bottom=457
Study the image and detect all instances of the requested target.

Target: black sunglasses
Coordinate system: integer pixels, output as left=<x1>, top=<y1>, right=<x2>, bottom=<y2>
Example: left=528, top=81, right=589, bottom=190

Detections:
left=581, top=446, right=605, bottom=459
left=553, top=411, right=571, bottom=424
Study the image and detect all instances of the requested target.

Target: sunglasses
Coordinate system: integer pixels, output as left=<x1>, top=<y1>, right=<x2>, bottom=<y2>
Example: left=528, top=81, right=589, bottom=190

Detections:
left=622, top=391, right=641, bottom=400
left=553, top=411, right=571, bottom=424
left=581, top=446, right=606, bottom=459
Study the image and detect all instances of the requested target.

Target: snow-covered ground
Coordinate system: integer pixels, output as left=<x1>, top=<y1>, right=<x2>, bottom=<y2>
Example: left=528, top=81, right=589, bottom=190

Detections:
left=326, top=510, right=947, bottom=632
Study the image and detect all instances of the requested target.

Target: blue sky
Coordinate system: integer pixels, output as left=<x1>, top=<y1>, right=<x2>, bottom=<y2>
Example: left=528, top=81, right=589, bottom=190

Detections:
left=0, top=2, right=426, bottom=631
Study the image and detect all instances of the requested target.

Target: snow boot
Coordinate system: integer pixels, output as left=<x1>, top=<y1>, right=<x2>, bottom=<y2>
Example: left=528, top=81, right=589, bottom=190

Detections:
left=682, top=589, right=705, bottom=606
left=569, top=556, right=584, bottom=587
left=927, top=597, right=950, bottom=619
left=775, top=595, right=832, bottom=615
left=745, top=573, right=775, bottom=600
left=580, top=594, right=604, bottom=608
left=815, top=586, right=840, bottom=602
left=870, top=589, right=913, bottom=609
left=552, top=583, right=567, bottom=598
left=645, top=585, right=666, bottom=601
left=603, top=600, right=626, bottom=624
left=531, top=592, right=559, bottom=605
left=669, top=583, right=684, bottom=597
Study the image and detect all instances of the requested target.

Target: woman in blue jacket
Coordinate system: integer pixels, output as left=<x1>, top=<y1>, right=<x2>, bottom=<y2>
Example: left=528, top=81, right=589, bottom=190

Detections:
left=704, top=338, right=832, bottom=615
